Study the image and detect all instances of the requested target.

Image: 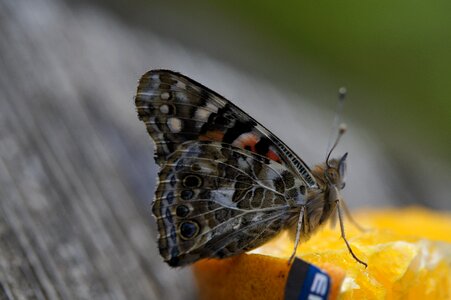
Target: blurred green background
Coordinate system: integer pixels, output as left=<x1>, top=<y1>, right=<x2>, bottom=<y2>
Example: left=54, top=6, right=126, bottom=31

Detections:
left=115, top=0, right=451, bottom=166
left=225, top=1, right=451, bottom=162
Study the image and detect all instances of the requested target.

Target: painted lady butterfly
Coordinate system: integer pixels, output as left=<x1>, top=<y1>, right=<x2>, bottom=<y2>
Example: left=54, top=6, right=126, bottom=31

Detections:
left=135, top=70, right=366, bottom=267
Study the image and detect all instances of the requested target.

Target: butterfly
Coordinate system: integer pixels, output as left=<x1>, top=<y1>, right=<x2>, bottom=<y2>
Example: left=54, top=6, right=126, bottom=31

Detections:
left=135, top=69, right=366, bottom=268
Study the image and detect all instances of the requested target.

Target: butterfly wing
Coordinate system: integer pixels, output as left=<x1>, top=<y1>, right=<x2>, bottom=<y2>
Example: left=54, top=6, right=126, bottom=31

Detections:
left=153, top=141, right=306, bottom=266
left=135, top=69, right=317, bottom=187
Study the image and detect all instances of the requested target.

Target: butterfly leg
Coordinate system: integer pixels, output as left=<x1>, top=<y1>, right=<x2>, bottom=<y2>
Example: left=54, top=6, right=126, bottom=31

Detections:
left=341, top=199, right=368, bottom=232
left=288, top=205, right=306, bottom=265
left=336, top=200, right=367, bottom=268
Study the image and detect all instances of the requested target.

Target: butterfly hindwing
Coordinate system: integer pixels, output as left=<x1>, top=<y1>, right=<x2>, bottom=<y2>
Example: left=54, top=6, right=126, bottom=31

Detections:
left=153, top=141, right=307, bottom=266
left=135, top=70, right=317, bottom=187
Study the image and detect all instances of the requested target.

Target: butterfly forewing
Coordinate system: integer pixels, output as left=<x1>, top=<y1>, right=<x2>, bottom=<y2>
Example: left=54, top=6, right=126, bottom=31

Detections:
left=135, top=70, right=316, bottom=267
left=135, top=70, right=317, bottom=187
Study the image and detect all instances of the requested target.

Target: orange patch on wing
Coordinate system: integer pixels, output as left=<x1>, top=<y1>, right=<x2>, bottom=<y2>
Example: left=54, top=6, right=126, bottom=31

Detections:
left=199, top=130, right=224, bottom=142
left=266, top=150, right=281, bottom=163
left=233, top=134, right=282, bottom=163
left=232, top=133, right=258, bottom=152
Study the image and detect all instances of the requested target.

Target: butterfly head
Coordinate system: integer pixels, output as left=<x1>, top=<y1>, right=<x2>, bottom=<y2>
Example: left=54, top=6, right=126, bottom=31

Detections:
left=324, top=152, right=347, bottom=190
left=326, top=121, right=347, bottom=186
left=311, top=152, right=347, bottom=191
left=313, top=123, right=348, bottom=191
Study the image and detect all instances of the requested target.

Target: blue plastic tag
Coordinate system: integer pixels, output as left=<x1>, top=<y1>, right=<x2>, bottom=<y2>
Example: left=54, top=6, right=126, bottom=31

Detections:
left=285, top=258, right=331, bottom=300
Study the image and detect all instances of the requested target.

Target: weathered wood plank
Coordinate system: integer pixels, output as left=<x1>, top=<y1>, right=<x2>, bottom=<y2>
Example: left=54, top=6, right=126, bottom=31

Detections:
left=0, top=0, right=194, bottom=299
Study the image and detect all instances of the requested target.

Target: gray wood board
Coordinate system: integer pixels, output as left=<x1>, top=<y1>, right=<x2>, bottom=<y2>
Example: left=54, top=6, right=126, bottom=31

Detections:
left=0, top=0, right=194, bottom=299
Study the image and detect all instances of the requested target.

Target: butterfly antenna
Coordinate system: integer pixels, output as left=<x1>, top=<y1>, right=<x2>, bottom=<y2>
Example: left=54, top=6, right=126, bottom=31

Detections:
left=326, top=124, right=347, bottom=167
left=325, top=87, right=347, bottom=167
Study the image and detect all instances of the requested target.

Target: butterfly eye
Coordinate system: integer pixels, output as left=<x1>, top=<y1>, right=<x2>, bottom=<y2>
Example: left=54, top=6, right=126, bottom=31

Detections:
left=326, top=169, right=337, bottom=181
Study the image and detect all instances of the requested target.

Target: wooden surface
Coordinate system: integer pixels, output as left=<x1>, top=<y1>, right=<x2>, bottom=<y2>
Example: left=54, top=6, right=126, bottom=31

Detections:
left=0, top=0, right=194, bottom=299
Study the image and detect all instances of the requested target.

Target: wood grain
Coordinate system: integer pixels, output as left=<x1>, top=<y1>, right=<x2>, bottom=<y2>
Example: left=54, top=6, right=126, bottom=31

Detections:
left=0, top=0, right=194, bottom=299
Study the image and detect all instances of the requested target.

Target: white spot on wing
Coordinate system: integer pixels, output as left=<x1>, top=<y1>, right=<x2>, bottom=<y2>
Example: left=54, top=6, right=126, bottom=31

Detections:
left=237, top=157, right=249, bottom=169
left=211, top=190, right=237, bottom=208
left=194, top=108, right=212, bottom=122
left=176, top=92, right=188, bottom=102
left=160, top=104, right=169, bottom=114
left=168, top=117, right=182, bottom=133
left=206, top=102, right=218, bottom=111
left=161, top=92, right=170, bottom=100
left=175, top=81, right=186, bottom=89
left=150, top=75, right=160, bottom=89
